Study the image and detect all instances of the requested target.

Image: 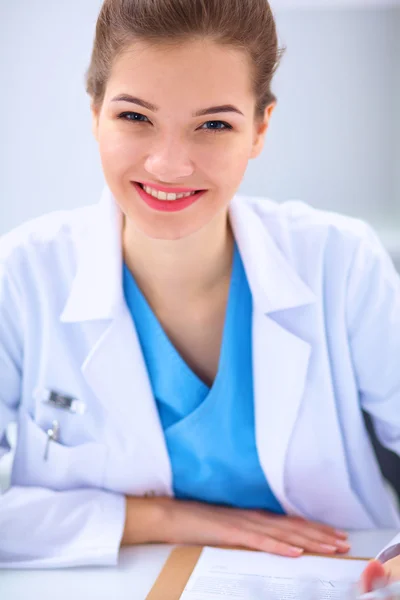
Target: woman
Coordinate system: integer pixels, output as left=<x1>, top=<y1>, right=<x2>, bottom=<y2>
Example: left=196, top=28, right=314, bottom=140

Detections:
left=0, top=0, right=399, bottom=585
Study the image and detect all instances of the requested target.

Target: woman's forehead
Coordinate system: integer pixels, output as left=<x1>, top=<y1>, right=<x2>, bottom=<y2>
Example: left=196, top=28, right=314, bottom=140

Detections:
left=106, top=39, right=254, bottom=107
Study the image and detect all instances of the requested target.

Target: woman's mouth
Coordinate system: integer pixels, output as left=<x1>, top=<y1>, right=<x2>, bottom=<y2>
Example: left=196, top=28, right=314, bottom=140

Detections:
left=132, top=182, right=207, bottom=213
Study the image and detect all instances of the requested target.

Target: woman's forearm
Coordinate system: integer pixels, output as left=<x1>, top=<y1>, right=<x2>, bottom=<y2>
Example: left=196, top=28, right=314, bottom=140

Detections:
left=120, top=496, right=168, bottom=546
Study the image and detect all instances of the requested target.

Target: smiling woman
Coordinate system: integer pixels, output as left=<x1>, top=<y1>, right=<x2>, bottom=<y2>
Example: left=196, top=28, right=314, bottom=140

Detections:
left=87, top=33, right=278, bottom=242
left=0, top=0, right=400, bottom=586
left=84, top=0, right=280, bottom=243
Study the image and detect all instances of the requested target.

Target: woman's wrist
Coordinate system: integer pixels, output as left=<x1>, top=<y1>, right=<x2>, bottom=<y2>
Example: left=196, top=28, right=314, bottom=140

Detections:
left=120, top=495, right=171, bottom=546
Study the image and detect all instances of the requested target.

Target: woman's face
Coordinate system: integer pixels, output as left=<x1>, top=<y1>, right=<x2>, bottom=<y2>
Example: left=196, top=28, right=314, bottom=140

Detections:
left=92, top=38, right=275, bottom=240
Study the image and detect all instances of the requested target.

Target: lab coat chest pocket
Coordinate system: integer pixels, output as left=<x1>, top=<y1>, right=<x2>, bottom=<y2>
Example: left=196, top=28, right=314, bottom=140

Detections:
left=12, top=410, right=107, bottom=491
left=31, top=376, right=108, bottom=446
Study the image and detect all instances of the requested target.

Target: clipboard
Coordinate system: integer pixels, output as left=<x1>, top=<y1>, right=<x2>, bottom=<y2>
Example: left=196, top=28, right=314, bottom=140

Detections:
left=146, top=545, right=203, bottom=600
left=145, top=545, right=373, bottom=600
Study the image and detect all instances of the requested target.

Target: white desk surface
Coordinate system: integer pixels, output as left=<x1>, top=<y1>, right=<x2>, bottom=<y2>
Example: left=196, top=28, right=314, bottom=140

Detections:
left=0, top=530, right=397, bottom=600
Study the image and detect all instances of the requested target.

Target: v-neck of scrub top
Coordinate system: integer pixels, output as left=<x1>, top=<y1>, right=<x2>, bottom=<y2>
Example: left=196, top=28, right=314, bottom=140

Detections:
left=122, top=249, right=237, bottom=429
left=123, top=245, right=284, bottom=513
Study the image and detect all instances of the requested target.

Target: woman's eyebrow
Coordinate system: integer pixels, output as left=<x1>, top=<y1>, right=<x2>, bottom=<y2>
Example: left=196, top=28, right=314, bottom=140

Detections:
left=111, top=94, right=244, bottom=117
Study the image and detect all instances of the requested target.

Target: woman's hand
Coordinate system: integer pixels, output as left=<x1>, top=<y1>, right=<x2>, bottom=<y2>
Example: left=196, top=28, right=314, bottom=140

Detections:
left=360, top=557, right=400, bottom=593
left=121, top=496, right=350, bottom=557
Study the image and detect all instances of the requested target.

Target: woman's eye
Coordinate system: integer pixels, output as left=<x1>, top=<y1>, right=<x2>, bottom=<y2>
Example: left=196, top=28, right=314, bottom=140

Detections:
left=117, top=112, right=232, bottom=134
left=117, top=111, right=149, bottom=123
left=200, top=121, right=233, bottom=133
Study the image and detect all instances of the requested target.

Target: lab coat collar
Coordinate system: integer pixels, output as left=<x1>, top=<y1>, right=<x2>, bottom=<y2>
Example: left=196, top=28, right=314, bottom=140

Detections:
left=61, top=187, right=316, bottom=323
left=61, top=187, right=123, bottom=323
left=229, top=195, right=316, bottom=313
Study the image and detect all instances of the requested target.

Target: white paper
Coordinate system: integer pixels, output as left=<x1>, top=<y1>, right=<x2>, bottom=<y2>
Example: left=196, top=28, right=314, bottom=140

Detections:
left=376, top=532, right=400, bottom=563
left=180, top=547, right=368, bottom=600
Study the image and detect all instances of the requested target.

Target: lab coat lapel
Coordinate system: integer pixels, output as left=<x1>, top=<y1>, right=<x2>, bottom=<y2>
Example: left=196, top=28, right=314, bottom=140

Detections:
left=229, top=196, right=316, bottom=514
left=252, top=311, right=312, bottom=514
left=60, top=187, right=172, bottom=491
left=81, top=305, right=173, bottom=490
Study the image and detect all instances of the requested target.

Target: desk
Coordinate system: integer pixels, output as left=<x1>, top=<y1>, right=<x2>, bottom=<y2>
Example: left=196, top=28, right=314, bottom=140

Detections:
left=0, top=530, right=397, bottom=599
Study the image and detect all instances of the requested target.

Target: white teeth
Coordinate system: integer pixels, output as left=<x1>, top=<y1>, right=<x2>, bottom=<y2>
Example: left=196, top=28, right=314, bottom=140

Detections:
left=142, top=184, right=197, bottom=201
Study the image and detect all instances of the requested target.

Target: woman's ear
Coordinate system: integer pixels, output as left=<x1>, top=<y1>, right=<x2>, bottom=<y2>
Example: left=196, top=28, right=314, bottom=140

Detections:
left=250, top=102, right=276, bottom=159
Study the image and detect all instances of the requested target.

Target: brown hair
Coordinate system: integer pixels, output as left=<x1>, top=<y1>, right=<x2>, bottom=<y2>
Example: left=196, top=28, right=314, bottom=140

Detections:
left=85, top=0, right=284, bottom=122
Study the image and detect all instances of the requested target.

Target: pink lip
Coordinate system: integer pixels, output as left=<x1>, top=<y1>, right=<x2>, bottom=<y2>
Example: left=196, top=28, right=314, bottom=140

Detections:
left=135, top=181, right=202, bottom=193
left=132, top=182, right=207, bottom=213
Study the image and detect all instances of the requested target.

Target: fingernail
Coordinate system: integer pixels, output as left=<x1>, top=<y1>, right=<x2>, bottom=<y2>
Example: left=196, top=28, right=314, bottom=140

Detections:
left=288, top=546, right=304, bottom=556
left=320, top=544, right=337, bottom=552
left=335, top=540, right=351, bottom=551
left=335, top=529, right=348, bottom=539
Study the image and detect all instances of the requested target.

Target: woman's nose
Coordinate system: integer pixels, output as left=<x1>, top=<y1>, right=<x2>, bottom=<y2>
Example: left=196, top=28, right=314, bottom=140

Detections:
left=144, top=139, right=194, bottom=181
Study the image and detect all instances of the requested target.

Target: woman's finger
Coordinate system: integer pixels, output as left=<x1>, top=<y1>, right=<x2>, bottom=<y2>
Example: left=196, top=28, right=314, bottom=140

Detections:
left=230, top=527, right=305, bottom=557
left=360, top=560, right=389, bottom=593
left=223, top=515, right=340, bottom=556
left=283, top=521, right=350, bottom=553
left=237, top=512, right=349, bottom=552
left=240, top=510, right=348, bottom=539
left=249, top=526, right=339, bottom=555
left=284, top=517, right=348, bottom=540
left=383, top=556, right=400, bottom=588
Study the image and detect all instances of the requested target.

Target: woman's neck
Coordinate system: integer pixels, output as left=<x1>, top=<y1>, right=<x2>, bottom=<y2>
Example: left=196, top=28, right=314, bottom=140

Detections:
left=122, top=210, right=235, bottom=308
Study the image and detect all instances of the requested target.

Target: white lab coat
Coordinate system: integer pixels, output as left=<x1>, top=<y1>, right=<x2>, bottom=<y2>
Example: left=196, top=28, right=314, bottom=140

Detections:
left=0, top=186, right=399, bottom=569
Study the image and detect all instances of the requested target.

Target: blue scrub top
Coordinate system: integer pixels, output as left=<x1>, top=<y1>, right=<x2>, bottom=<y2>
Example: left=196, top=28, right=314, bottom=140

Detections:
left=123, top=245, right=284, bottom=513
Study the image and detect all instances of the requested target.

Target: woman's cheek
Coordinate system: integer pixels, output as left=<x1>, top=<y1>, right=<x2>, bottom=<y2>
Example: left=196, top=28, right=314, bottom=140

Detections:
left=198, top=142, right=250, bottom=183
left=100, top=135, right=143, bottom=176
left=223, top=149, right=252, bottom=188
